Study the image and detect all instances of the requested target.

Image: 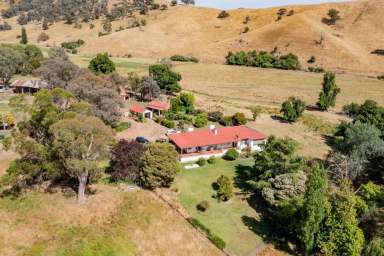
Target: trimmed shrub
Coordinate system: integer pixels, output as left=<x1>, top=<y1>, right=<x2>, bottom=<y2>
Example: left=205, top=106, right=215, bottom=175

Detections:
left=160, top=119, right=175, bottom=128
left=216, top=175, right=233, bottom=201
left=223, top=149, right=239, bottom=161
left=207, top=156, right=217, bottom=164
left=196, top=158, right=207, bottom=166
left=196, top=200, right=209, bottom=212
left=114, top=122, right=131, bottom=132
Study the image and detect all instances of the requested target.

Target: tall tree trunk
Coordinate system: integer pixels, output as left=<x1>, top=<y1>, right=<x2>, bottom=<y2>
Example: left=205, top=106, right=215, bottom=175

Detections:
left=77, top=170, right=88, bottom=204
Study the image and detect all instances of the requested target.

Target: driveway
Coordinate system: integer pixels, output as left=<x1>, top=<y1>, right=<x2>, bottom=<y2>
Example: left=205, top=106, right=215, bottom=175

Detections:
left=116, top=118, right=168, bottom=142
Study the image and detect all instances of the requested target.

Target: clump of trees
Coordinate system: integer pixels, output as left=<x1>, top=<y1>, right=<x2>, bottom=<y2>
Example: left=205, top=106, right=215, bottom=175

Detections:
left=0, top=43, right=44, bottom=85
left=34, top=50, right=123, bottom=127
left=149, top=64, right=182, bottom=93
left=317, top=72, right=341, bottom=111
left=322, top=9, right=341, bottom=25
left=226, top=51, right=300, bottom=70
left=280, top=96, right=305, bottom=122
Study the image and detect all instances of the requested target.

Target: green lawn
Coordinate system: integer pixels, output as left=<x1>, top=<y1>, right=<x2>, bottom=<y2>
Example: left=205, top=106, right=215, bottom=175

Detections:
left=70, top=54, right=155, bottom=75
left=174, top=158, right=268, bottom=256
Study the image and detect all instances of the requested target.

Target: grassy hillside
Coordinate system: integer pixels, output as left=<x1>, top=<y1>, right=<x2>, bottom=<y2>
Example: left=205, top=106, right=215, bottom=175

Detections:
left=0, top=184, right=223, bottom=256
left=1, top=0, right=383, bottom=75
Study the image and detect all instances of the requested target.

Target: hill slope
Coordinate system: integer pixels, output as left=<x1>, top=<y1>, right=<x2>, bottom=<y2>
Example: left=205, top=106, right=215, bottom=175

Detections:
left=0, top=0, right=383, bottom=74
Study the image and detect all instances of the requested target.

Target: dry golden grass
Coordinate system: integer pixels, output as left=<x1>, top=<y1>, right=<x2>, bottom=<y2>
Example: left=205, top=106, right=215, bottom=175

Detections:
left=1, top=0, right=383, bottom=75
left=0, top=185, right=223, bottom=256
left=175, top=63, right=384, bottom=111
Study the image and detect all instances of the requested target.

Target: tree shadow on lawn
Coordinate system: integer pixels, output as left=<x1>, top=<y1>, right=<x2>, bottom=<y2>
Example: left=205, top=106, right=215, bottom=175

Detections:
left=235, top=164, right=297, bottom=254
left=234, top=163, right=254, bottom=192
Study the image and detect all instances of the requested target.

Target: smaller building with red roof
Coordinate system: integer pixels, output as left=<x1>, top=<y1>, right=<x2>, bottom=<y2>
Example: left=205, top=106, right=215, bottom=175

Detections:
left=169, top=125, right=267, bottom=162
left=147, top=101, right=170, bottom=114
left=130, top=105, right=153, bottom=119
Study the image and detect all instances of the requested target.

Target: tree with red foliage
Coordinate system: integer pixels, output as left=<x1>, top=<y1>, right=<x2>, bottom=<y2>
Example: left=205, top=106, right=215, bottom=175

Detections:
left=110, top=139, right=145, bottom=182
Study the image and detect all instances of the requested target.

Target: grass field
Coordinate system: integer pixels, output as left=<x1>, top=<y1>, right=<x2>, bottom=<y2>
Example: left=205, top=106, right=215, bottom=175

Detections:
left=174, top=63, right=384, bottom=111
left=0, top=185, right=222, bottom=256
left=173, top=158, right=268, bottom=256
left=70, top=54, right=156, bottom=75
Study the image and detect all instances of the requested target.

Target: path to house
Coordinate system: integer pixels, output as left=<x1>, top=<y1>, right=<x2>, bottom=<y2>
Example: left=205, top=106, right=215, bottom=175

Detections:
left=116, top=118, right=168, bottom=142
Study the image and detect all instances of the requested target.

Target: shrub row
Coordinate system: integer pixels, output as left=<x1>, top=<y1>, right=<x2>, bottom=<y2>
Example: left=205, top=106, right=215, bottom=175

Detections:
left=61, top=39, right=85, bottom=50
left=187, top=217, right=226, bottom=250
left=226, top=50, right=300, bottom=70
left=170, top=55, right=199, bottom=63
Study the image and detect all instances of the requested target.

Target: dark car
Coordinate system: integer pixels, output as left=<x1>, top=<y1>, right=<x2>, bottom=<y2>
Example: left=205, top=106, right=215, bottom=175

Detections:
left=136, top=136, right=150, bottom=144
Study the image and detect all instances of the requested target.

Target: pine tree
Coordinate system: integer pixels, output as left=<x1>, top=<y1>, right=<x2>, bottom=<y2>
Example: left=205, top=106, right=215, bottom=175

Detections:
left=299, top=164, right=330, bottom=254
left=20, top=27, right=28, bottom=44
left=317, top=72, right=341, bottom=111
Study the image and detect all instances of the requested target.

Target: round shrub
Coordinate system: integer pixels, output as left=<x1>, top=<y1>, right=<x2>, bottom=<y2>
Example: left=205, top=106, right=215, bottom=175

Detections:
left=223, top=148, right=239, bottom=161
left=196, top=200, right=209, bottom=212
left=196, top=158, right=207, bottom=166
left=207, top=156, right=217, bottom=164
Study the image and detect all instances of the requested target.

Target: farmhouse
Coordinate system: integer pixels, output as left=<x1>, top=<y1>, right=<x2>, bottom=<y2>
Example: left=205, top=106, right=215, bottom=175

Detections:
left=10, top=80, right=52, bottom=94
left=169, top=125, right=267, bottom=162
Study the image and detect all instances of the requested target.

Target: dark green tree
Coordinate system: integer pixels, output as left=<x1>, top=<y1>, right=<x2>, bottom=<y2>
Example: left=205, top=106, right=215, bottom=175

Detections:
left=280, top=96, right=305, bottom=122
left=20, top=27, right=28, bottom=44
left=248, top=136, right=304, bottom=190
left=139, top=143, right=179, bottom=189
left=170, top=93, right=195, bottom=113
left=317, top=183, right=364, bottom=256
left=317, top=73, right=340, bottom=111
left=299, top=164, right=330, bottom=254
left=88, top=53, right=116, bottom=75
left=149, top=64, right=182, bottom=93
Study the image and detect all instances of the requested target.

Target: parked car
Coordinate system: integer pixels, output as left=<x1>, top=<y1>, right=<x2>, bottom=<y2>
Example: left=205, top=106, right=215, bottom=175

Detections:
left=166, top=129, right=179, bottom=136
left=135, top=136, right=150, bottom=144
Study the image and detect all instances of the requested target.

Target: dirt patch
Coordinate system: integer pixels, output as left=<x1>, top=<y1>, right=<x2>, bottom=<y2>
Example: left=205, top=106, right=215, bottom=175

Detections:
left=116, top=118, right=168, bottom=142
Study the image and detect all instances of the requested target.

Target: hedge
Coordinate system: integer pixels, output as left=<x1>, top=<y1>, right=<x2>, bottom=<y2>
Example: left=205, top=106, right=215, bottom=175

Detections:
left=187, top=217, right=226, bottom=250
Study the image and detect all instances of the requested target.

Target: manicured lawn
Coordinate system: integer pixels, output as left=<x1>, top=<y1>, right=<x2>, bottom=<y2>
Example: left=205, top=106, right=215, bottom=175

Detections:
left=174, top=158, right=267, bottom=256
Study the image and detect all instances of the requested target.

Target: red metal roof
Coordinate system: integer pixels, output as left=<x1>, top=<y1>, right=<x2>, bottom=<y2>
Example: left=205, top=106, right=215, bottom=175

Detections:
left=147, top=101, right=170, bottom=111
left=169, top=126, right=267, bottom=149
left=130, top=105, right=146, bottom=114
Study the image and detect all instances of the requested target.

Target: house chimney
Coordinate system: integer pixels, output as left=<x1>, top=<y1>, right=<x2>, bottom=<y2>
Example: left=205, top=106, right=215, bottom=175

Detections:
left=209, top=124, right=216, bottom=130
left=187, top=127, right=194, bottom=132
left=213, top=128, right=218, bottom=135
